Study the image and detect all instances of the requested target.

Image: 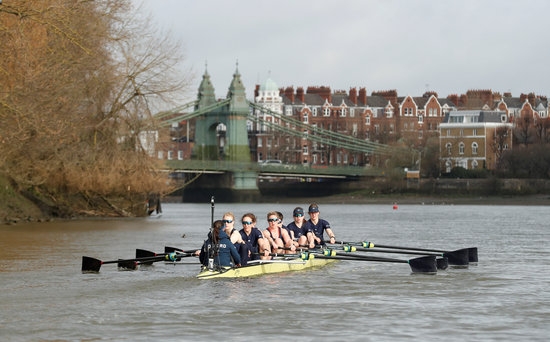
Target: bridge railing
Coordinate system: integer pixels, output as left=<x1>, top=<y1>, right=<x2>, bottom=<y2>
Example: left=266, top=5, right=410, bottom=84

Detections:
left=165, top=160, right=383, bottom=177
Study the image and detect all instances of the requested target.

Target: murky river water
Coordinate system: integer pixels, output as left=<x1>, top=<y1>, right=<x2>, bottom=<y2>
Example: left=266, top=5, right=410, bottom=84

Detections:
left=1, top=202, right=548, bottom=341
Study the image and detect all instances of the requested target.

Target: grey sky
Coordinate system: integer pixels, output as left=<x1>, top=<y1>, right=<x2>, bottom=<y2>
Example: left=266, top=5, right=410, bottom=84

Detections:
left=141, top=0, right=549, bottom=101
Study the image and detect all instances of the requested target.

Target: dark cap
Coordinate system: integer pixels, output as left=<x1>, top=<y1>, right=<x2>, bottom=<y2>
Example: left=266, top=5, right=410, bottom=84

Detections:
left=293, top=207, right=304, bottom=216
left=308, top=204, right=319, bottom=213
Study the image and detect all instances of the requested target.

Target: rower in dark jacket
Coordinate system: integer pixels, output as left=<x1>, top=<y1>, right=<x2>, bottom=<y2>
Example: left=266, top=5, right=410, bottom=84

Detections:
left=199, top=220, right=241, bottom=268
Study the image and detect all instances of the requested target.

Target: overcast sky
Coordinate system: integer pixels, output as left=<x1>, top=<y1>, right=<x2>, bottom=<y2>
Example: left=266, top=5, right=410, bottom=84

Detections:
left=140, top=0, right=549, bottom=102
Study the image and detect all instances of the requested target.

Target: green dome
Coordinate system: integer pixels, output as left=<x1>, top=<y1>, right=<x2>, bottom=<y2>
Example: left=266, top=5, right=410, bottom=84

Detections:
left=260, top=78, right=278, bottom=92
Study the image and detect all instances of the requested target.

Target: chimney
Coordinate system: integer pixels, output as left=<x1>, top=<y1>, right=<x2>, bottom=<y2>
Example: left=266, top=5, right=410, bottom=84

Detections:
left=349, top=88, right=357, bottom=105
left=306, top=86, right=332, bottom=103
left=528, top=93, right=536, bottom=106
left=285, top=86, right=295, bottom=103
left=297, top=87, right=305, bottom=102
left=254, top=84, right=260, bottom=98
left=359, top=88, right=367, bottom=105
left=372, top=90, right=398, bottom=105
left=520, top=93, right=527, bottom=103
left=447, top=94, right=459, bottom=107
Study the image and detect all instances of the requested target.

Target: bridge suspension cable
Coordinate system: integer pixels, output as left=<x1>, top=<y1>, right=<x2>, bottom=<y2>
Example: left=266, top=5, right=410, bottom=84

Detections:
left=248, top=101, right=393, bottom=155
left=155, top=99, right=230, bottom=126
left=154, top=99, right=394, bottom=155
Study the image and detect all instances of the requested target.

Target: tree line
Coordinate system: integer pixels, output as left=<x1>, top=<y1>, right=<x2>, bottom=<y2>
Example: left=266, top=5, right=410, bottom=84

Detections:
left=0, top=0, right=190, bottom=216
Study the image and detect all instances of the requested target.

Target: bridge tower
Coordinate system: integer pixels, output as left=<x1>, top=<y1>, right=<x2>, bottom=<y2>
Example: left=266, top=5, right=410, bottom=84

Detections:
left=193, top=66, right=250, bottom=162
left=187, top=66, right=259, bottom=201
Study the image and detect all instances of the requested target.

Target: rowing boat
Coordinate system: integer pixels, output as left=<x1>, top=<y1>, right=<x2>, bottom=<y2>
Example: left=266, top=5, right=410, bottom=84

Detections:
left=196, top=255, right=336, bottom=279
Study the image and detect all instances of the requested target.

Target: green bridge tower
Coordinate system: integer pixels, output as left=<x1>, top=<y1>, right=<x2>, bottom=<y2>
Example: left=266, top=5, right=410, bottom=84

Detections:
left=188, top=66, right=259, bottom=201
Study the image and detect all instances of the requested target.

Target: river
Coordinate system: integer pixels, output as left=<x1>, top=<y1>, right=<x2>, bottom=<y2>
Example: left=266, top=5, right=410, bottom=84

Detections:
left=1, top=202, right=548, bottom=341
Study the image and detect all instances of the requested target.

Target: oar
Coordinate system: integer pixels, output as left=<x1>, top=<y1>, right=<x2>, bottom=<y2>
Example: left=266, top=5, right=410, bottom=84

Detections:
left=82, top=253, right=180, bottom=273
left=301, top=251, right=437, bottom=274
left=334, top=240, right=474, bottom=266
left=138, top=247, right=199, bottom=267
left=327, top=245, right=449, bottom=270
left=165, top=246, right=199, bottom=254
left=136, top=248, right=197, bottom=266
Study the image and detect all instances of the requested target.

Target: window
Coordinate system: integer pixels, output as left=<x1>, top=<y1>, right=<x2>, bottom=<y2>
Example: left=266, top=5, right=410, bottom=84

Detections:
left=366, top=116, right=370, bottom=125
left=352, top=123, right=358, bottom=137
left=339, top=108, right=347, bottom=117
left=350, top=108, right=355, bottom=117
left=178, top=150, right=183, bottom=160
left=312, top=107, right=317, bottom=116
left=157, top=151, right=164, bottom=159
left=447, top=129, right=451, bottom=136
left=167, top=151, right=173, bottom=160
left=323, top=107, right=330, bottom=117
left=459, top=142, right=465, bottom=155
left=472, top=142, right=478, bottom=154
left=258, top=137, right=262, bottom=147
left=418, top=115, right=423, bottom=123
left=472, top=160, right=478, bottom=169
left=450, top=115, right=464, bottom=123
left=285, top=106, right=292, bottom=116
left=385, top=108, right=393, bottom=118
left=302, top=145, right=308, bottom=155
left=473, top=128, right=477, bottom=136
left=303, top=113, right=308, bottom=124
left=446, top=143, right=452, bottom=155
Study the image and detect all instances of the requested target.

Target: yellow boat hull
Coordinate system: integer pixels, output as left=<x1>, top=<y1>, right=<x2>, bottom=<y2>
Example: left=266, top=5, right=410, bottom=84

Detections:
left=196, top=257, right=336, bottom=279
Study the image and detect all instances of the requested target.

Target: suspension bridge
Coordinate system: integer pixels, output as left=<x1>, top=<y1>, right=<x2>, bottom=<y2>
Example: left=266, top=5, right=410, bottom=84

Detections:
left=153, top=68, right=393, bottom=201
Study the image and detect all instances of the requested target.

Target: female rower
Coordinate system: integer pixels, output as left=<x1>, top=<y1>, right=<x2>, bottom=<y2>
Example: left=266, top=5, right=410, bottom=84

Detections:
left=307, top=203, right=336, bottom=246
left=239, top=213, right=271, bottom=262
left=263, top=211, right=296, bottom=254
left=198, top=220, right=241, bottom=268
left=286, top=207, right=315, bottom=248
left=222, top=212, right=248, bottom=264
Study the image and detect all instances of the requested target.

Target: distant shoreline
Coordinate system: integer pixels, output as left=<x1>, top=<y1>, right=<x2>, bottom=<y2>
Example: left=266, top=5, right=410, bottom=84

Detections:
left=166, top=194, right=550, bottom=206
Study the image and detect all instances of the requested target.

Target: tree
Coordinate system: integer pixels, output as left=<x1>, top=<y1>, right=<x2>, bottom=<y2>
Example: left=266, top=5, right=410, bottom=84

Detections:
left=0, top=0, right=191, bottom=216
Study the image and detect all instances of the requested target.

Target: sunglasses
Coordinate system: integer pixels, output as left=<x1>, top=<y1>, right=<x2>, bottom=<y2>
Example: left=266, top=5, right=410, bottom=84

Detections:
left=294, top=214, right=303, bottom=217
left=267, top=218, right=278, bottom=222
left=222, top=219, right=233, bottom=224
left=242, top=221, right=253, bottom=225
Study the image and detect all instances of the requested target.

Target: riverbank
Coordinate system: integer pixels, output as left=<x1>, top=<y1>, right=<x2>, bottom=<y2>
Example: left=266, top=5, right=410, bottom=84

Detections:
left=3, top=183, right=549, bottom=225
left=165, top=193, right=550, bottom=206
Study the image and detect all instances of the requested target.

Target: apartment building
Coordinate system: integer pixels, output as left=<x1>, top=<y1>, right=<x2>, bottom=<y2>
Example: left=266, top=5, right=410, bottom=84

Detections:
left=439, top=110, right=513, bottom=172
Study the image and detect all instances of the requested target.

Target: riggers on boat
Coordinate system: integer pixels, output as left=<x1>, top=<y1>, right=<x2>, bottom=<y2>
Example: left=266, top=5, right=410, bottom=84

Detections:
left=196, top=253, right=336, bottom=279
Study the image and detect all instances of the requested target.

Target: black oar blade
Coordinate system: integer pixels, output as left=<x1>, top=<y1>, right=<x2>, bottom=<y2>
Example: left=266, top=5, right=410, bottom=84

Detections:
left=117, top=259, right=138, bottom=270
left=468, top=247, right=478, bottom=263
left=165, top=246, right=183, bottom=253
left=443, top=248, right=469, bottom=266
left=136, top=249, right=157, bottom=265
left=436, top=257, right=448, bottom=270
left=408, top=255, right=437, bottom=273
left=82, top=256, right=102, bottom=273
